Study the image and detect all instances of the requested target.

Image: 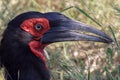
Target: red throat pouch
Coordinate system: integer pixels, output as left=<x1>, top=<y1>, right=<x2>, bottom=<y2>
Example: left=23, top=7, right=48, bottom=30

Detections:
left=29, top=40, right=48, bottom=68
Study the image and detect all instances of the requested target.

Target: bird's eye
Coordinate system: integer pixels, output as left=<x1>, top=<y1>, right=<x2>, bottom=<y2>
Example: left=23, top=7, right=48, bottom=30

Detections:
left=34, top=24, right=43, bottom=31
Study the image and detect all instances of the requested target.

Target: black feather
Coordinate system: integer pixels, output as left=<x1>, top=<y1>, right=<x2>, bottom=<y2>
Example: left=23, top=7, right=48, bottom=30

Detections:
left=0, top=11, right=50, bottom=80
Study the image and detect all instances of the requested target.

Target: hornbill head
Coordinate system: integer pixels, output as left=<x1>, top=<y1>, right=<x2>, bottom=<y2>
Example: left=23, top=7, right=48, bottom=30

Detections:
left=5, top=11, right=113, bottom=63
left=1, top=11, right=113, bottom=80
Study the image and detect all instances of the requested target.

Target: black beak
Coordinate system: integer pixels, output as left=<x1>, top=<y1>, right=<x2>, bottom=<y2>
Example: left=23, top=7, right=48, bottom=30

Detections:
left=42, top=12, right=113, bottom=44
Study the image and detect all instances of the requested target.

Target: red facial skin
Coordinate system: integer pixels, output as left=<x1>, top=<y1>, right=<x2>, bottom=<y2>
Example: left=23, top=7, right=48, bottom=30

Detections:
left=20, top=18, right=50, bottom=67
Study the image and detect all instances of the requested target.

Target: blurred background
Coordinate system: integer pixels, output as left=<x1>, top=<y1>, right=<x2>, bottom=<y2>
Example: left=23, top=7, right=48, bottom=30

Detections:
left=0, top=0, right=120, bottom=80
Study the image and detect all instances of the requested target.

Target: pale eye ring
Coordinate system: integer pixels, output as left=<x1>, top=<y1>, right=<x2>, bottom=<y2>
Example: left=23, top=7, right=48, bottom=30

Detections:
left=34, top=24, right=43, bottom=31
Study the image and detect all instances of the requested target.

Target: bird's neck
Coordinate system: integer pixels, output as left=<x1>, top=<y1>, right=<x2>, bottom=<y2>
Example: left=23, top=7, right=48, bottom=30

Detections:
left=0, top=39, right=50, bottom=80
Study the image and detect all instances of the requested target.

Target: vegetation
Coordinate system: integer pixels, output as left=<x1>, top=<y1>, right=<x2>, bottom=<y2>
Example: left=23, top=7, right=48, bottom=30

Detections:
left=0, top=0, right=120, bottom=80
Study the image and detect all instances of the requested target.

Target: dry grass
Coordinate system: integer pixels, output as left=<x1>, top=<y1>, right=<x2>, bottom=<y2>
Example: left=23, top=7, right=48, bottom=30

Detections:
left=0, top=0, right=120, bottom=80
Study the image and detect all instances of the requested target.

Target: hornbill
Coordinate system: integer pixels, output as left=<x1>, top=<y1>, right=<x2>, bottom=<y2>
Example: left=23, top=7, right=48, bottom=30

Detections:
left=0, top=11, right=113, bottom=80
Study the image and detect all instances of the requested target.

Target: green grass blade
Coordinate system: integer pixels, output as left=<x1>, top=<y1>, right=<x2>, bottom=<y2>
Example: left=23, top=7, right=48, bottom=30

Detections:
left=61, top=6, right=74, bottom=12
left=109, top=26, right=119, bottom=48
left=75, top=6, right=102, bottom=27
